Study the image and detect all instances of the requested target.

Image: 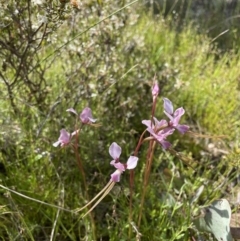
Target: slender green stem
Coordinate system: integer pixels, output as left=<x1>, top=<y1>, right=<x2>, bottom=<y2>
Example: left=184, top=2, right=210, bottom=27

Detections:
left=0, top=184, right=73, bottom=213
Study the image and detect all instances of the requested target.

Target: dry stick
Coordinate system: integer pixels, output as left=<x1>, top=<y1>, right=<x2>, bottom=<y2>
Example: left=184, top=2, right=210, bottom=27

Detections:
left=187, top=131, right=228, bottom=139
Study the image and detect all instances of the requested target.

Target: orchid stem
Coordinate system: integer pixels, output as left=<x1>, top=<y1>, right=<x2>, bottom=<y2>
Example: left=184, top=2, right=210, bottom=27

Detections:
left=74, top=180, right=113, bottom=213
left=81, top=182, right=115, bottom=218
left=137, top=140, right=154, bottom=227
left=128, top=130, right=146, bottom=238
left=73, top=125, right=97, bottom=240
left=138, top=96, right=157, bottom=227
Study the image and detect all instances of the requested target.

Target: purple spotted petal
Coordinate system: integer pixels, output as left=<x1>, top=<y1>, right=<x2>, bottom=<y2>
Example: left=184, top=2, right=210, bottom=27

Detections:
left=109, top=142, right=122, bottom=160
left=163, top=98, right=174, bottom=115
left=126, top=156, right=138, bottom=170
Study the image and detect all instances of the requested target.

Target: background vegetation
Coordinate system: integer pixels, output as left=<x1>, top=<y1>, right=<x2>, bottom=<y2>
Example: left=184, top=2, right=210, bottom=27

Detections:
left=0, top=0, right=239, bottom=240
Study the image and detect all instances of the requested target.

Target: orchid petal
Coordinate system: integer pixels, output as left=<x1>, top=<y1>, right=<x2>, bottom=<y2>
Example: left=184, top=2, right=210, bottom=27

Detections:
left=146, top=127, right=158, bottom=137
left=110, top=160, right=125, bottom=171
left=163, top=98, right=174, bottom=115
left=147, top=128, right=165, bottom=142
left=154, top=118, right=168, bottom=129
left=109, top=142, right=122, bottom=160
left=142, top=120, right=152, bottom=128
left=113, top=162, right=125, bottom=171
left=59, top=129, right=70, bottom=143
left=146, top=128, right=172, bottom=149
left=164, top=110, right=174, bottom=121
left=71, top=130, right=79, bottom=136
left=176, top=124, right=189, bottom=134
left=110, top=160, right=115, bottom=166
left=88, top=117, right=97, bottom=123
left=172, top=107, right=185, bottom=125
left=160, top=127, right=175, bottom=137
left=126, top=156, right=139, bottom=170
left=159, top=139, right=172, bottom=149
left=173, top=107, right=185, bottom=118
left=53, top=141, right=61, bottom=147
left=53, top=129, right=71, bottom=147
left=66, top=108, right=78, bottom=115
left=80, top=107, right=94, bottom=124
left=110, top=169, right=122, bottom=182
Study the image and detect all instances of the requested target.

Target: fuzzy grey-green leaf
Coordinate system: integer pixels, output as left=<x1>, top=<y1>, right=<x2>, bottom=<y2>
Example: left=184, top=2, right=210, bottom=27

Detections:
left=194, top=199, right=233, bottom=241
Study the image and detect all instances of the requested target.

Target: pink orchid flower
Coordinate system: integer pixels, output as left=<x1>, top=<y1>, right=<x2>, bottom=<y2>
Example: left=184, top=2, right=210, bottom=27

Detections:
left=109, top=142, right=139, bottom=182
left=163, top=98, right=189, bottom=134
left=53, top=129, right=71, bottom=147
left=75, top=143, right=138, bottom=217
left=142, top=117, right=174, bottom=149
left=66, top=107, right=97, bottom=124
